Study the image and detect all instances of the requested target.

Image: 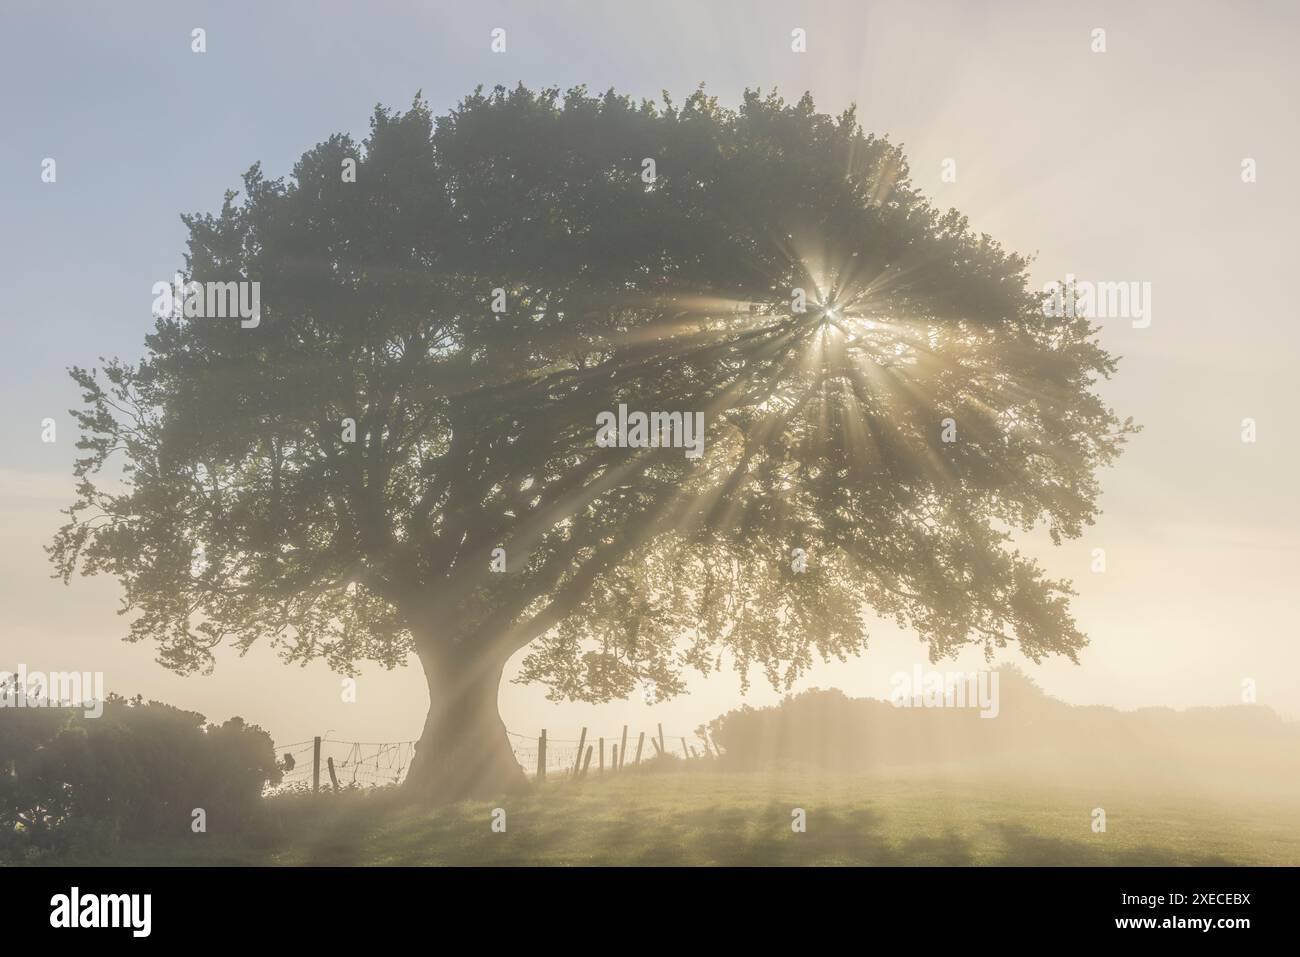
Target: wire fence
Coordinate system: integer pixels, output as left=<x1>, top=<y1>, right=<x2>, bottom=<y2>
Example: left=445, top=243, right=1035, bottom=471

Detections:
left=267, top=725, right=722, bottom=794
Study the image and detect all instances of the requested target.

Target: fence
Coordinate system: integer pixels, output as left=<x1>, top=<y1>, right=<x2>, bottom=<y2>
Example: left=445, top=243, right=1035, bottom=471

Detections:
left=269, top=723, right=724, bottom=794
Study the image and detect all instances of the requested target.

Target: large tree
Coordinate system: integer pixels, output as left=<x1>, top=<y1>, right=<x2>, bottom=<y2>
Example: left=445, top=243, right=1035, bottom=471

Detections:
left=51, top=86, right=1134, bottom=801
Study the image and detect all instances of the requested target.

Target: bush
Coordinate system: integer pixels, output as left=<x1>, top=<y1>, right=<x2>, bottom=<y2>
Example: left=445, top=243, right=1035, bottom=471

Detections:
left=0, top=693, right=280, bottom=859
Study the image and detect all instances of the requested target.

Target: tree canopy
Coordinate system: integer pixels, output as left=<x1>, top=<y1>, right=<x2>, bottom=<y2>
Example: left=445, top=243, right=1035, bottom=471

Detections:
left=51, top=85, right=1134, bottom=798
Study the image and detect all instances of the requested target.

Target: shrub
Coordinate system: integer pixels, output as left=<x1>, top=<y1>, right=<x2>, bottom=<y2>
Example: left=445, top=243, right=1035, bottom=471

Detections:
left=0, top=693, right=280, bottom=859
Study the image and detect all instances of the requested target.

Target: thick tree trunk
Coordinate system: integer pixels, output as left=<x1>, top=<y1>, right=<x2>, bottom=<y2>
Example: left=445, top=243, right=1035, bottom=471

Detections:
left=403, top=641, right=527, bottom=802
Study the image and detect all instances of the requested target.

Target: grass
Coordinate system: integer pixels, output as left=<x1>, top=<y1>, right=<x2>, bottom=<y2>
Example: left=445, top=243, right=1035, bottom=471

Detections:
left=75, top=764, right=1300, bottom=866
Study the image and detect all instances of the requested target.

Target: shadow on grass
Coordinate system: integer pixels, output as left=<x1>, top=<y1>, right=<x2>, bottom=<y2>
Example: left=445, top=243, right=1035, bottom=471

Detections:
left=986, top=823, right=1233, bottom=867
left=63, top=773, right=1257, bottom=866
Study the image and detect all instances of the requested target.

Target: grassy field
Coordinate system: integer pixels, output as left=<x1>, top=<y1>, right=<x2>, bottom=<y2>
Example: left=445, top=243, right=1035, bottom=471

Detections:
left=78, top=765, right=1300, bottom=866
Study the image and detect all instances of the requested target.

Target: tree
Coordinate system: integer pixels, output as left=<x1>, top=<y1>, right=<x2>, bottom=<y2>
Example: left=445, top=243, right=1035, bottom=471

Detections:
left=50, top=85, right=1135, bottom=801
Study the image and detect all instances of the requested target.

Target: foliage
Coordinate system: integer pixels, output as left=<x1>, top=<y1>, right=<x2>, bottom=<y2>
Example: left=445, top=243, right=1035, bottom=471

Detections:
left=0, top=693, right=280, bottom=859
left=50, top=85, right=1134, bottom=704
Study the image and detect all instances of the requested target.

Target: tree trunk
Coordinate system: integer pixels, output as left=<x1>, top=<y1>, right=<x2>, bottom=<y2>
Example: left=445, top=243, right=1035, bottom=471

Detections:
left=403, top=640, right=527, bottom=802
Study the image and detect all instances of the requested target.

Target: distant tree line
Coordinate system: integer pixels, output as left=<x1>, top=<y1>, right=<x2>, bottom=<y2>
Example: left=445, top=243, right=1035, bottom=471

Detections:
left=709, top=666, right=1300, bottom=783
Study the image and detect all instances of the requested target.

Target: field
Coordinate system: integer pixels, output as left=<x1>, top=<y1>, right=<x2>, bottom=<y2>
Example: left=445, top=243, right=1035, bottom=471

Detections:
left=80, top=765, right=1300, bottom=867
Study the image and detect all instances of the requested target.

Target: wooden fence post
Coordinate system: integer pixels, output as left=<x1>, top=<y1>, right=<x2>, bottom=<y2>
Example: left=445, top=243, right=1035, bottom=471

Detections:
left=580, top=745, right=593, bottom=778
left=651, top=737, right=662, bottom=757
left=599, top=737, right=605, bottom=774
left=326, top=755, right=339, bottom=792
left=658, top=723, right=665, bottom=755
left=312, top=736, right=321, bottom=794
left=681, top=737, right=690, bottom=760
left=573, top=727, right=587, bottom=777
left=619, top=726, right=628, bottom=770
left=635, top=731, right=645, bottom=764
left=537, top=729, right=547, bottom=782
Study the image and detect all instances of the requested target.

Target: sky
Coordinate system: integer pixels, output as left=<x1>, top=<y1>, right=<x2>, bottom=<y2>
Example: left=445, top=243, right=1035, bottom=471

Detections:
left=2, top=0, right=1298, bottom=757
